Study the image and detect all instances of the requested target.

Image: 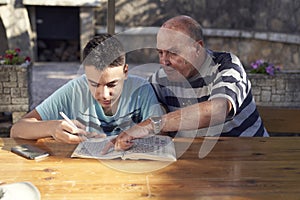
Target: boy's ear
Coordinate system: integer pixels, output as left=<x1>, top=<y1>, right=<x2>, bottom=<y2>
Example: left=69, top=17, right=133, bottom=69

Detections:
left=123, top=64, right=129, bottom=74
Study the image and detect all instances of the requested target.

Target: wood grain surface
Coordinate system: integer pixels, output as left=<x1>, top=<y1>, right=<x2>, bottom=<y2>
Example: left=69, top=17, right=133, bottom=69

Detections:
left=1, top=137, right=300, bottom=199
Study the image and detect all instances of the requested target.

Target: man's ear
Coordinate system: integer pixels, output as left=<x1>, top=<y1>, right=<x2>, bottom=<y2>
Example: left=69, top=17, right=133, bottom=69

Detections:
left=194, top=40, right=204, bottom=53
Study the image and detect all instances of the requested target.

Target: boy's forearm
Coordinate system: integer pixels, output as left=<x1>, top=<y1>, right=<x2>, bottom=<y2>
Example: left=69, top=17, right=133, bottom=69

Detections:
left=10, top=118, right=55, bottom=140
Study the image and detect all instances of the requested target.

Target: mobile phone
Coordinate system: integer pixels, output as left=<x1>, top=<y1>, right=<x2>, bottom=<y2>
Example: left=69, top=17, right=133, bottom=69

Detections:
left=11, top=144, right=49, bottom=160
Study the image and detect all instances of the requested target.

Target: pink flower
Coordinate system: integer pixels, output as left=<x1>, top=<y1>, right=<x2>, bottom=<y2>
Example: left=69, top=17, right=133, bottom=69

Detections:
left=250, top=59, right=281, bottom=76
left=256, top=59, right=264, bottom=65
left=1, top=48, right=31, bottom=65
left=251, top=63, right=258, bottom=69
left=5, top=54, right=13, bottom=60
left=266, top=65, right=275, bottom=76
left=25, top=56, right=31, bottom=62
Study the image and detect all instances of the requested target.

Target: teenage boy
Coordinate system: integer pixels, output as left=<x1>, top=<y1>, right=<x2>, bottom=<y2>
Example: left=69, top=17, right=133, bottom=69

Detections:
left=10, top=34, right=163, bottom=143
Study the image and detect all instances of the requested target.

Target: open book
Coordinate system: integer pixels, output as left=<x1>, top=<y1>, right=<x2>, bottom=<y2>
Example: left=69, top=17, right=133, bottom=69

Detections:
left=71, top=135, right=176, bottom=162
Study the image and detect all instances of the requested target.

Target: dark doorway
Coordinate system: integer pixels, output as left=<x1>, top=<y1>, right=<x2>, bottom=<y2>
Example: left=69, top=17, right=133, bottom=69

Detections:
left=36, top=6, right=80, bottom=61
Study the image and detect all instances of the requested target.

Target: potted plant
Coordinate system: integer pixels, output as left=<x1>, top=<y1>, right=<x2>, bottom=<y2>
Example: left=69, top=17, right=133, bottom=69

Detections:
left=0, top=48, right=32, bottom=127
left=0, top=48, right=31, bottom=66
left=249, top=59, right=280, bottom=76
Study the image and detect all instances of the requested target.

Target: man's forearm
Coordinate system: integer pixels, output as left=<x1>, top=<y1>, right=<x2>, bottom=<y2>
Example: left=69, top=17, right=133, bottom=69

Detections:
left=161, top=98, right=231, bottom=132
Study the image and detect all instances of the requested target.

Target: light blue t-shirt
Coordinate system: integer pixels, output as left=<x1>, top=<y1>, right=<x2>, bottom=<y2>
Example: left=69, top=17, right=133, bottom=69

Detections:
left=36, top=74, right=163, bottom=136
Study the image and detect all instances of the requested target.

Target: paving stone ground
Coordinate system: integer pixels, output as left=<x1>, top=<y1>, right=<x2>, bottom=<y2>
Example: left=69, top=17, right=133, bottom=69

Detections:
left=30, top=62, right=82, bottom=109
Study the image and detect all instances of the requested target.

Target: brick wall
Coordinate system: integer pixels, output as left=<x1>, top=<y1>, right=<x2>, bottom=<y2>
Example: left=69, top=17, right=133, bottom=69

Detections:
left=0, top=64, right=32, bottom=123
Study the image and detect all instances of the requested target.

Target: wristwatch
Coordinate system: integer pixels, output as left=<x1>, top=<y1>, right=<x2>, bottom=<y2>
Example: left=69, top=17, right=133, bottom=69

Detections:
left=150, top=116, right=162, bottom=134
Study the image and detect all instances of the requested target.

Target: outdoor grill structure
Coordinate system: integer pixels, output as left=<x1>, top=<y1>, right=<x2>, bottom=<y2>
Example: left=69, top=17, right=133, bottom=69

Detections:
left=0, top=0, right=106, bottom=62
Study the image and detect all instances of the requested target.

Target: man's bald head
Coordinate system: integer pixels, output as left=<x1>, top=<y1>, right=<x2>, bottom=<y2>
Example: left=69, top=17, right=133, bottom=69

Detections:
left=162, top=15, right=203, bottom=41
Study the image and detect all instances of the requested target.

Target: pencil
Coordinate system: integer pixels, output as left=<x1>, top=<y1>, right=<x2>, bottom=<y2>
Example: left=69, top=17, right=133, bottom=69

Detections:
left=59, top=111, right=78, bottom=130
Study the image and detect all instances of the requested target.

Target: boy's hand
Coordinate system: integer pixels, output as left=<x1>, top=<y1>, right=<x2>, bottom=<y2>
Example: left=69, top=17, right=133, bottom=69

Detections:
left=51, top=119, right=89, bottom=144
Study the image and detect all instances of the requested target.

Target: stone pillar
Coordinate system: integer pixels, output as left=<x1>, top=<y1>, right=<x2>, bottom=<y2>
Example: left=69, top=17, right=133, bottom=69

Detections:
left=0, top=4, right=34, bottom=60
left=0, top=64, right=32, bottom=123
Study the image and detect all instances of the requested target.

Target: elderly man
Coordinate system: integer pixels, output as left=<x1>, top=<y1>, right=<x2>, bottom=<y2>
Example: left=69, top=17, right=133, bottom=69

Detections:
left=111, top=15, right=268, bottom=151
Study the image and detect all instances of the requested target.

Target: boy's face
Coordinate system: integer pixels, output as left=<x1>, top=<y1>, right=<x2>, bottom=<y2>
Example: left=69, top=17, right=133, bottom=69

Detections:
left=85, top=64, right=128, bottom=114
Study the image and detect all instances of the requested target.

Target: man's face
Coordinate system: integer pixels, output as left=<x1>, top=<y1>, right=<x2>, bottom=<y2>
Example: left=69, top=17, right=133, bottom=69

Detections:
left=85, top=65, right=128, bottom=114
left=157, top=28, right=204, bottom=82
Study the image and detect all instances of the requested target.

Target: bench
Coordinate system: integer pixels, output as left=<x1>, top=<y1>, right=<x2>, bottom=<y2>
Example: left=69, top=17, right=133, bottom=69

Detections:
left=257, top=106, right=300, bottom=136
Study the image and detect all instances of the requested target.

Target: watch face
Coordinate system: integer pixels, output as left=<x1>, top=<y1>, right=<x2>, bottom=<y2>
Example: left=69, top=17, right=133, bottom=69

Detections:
left=151, top=116, right=161, bottom=123
left=151, top=116, right=162, bottom=134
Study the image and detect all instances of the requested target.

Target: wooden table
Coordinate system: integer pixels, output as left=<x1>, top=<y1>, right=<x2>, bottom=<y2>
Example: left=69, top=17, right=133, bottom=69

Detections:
left=1, top=137, right=300, bottom=199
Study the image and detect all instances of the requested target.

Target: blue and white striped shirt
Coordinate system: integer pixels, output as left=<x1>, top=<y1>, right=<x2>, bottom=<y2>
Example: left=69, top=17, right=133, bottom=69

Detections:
left=149, top=50, right=269, bottom=137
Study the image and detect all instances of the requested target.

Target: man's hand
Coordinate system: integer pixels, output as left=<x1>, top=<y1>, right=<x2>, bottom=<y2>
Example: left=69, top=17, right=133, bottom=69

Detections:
left=101, top=119, right=153, bottom=154
left=100, top=131, right=135, bottom=155
left=114, top=131, right=136, bottom=151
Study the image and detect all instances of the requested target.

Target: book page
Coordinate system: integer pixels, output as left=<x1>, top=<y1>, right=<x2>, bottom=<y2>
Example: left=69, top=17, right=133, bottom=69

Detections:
left=124, top=135, right=177, bottom=161
left=71, top=136, right=123, bottom=159
left=71, top=135, right=176, bottom=162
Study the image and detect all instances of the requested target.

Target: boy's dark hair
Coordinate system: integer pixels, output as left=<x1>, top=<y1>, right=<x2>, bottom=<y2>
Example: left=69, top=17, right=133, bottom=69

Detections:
left=82, top=34, right=125, bottom=70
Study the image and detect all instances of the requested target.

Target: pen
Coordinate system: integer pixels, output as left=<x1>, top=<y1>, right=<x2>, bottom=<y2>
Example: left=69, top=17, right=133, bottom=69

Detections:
left=59, top=111, right=78, bottom=130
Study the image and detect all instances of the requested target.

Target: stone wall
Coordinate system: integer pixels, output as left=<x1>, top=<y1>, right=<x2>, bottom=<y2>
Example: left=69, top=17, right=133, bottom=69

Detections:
left=114, top=28, right=300, bottom=108
left=96, top=0, right=300, bottom=33
left=204, top=34, right=300, bottom=71
left=249, top=72, right=300, bottom=108
left=98, top=28, right=300, bottom=71
left=95, top=0, right=300, bottom=70
left=0, top=65, right=32, bottom=123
